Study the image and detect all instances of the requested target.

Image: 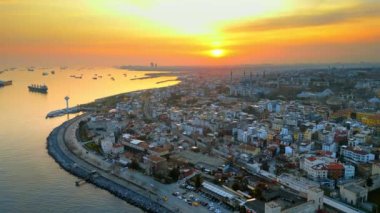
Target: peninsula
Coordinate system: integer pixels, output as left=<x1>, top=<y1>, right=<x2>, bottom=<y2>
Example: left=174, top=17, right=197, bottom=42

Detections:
left=48, top=66, right=380, bottom=213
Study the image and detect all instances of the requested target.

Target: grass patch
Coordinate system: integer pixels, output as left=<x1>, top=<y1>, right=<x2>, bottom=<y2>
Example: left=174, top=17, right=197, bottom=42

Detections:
left=84, top=141, right=102, bottom=154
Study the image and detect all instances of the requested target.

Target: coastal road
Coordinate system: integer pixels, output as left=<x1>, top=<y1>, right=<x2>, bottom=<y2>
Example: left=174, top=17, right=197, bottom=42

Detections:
left=53, top=115, right=171, bottom=212
left=61, top=115, right=212, bottom=213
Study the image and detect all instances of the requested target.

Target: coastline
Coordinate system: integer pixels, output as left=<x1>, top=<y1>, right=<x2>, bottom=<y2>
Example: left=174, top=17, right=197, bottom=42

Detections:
left=46, top=115, right=173, bottom=213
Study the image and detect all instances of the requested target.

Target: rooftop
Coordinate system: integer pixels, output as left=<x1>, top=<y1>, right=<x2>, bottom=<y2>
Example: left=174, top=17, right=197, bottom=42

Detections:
left=202, top=181, right=235, bottom=200
left=327, top=163, right=344, bottom=170
left=147, top=155, right=166, bottom=163
left=130, top=139, right=143, bottom=145
left=343, top=183, right=367, bottom=195
left=245, top=189, right=306, bottom=213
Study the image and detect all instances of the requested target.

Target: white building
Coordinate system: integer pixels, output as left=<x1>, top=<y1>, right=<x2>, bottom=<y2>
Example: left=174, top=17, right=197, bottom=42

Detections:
left=299, top=142, right=312, bottom=153
left=267, top=101, right=281, bottom=113
left=101, top=138, right=113, bottom=154
left=340, top=146, right=375, bottom=163
left=112, top=143, right=124, bottom=154
left=344, top=164, right=355, bottom=179
left=322, top=141, right=337, bottom=153
left=301, top=156, right=336, bottom=180
left=340, top=183, right=368, bottom=206
left=182, top=124, right=203, bottom=136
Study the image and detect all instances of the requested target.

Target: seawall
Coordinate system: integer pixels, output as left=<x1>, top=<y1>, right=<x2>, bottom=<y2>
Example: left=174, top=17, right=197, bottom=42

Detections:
left=47, top=120, right=173, bottom=213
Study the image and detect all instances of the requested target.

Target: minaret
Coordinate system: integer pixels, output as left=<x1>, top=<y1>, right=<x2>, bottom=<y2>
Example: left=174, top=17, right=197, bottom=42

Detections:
left=65, top=96, right=70, bottom=111
left=230, top=71, right=232, bottom=83
left=250, top=72, right=253, bottom=86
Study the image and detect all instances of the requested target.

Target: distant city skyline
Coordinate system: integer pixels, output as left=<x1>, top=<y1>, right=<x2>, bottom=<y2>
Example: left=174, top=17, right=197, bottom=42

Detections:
left=1, top=0, right=380, bottom=66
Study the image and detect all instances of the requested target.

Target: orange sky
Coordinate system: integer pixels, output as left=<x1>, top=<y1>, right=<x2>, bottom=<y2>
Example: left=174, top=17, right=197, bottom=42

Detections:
left=1, top=0, right=380, bottom=66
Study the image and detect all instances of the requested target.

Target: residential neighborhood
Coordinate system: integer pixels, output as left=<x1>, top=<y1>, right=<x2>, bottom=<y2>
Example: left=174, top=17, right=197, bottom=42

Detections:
left=72, top=67, right=380, bottom=213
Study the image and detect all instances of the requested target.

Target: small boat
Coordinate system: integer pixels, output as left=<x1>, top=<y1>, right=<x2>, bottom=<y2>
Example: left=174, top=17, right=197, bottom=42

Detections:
left=28, top=68, right=34, bottom=72
left=71, top=74, right=83, bottom=79
left=98, top=75, right=102, bottom=78
left=42, top=72, right=49, bottom=76
left=123, top=73, right=127, bottom=77
left=28, top=84, right=48, bottom=93
left=0, top=80, right=12, bottom=87
left=111, top=77, right=115, bottom=81
left=51, top=70, right=55, bottom=74
left=92, top=77, right=97, bottom=80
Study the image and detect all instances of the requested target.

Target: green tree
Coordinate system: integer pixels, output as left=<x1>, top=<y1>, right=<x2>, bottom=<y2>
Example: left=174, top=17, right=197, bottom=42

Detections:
left=250, top=188, right=262, bottom=199
left=169, top=167, right=181, bottom=181
left=239, top=205, right=247, bottom=213
left=261, top=161, right=269, bottom=171
left=232, top=181, right=240, bottom=191
left=129, top=159, right=140, bottom=170
left=366, top=177, right=373, bottom=187
left=194, top=175, right=203, bottom=188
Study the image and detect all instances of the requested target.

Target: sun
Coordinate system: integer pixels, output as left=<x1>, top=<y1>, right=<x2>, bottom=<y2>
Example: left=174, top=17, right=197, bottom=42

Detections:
left=210, top=49, right=225, bottom=58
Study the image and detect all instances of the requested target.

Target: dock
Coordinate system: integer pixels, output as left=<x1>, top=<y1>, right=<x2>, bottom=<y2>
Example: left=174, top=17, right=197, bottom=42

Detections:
left=46, top=106, right=81, bottom=118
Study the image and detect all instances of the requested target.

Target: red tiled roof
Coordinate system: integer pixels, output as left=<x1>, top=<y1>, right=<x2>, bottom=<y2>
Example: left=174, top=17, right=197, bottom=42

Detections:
left=148, top=155, right=166, bottom=163
left=327, top=163, right=344, bottom=170
left=150, top=146, right=169, bottom=153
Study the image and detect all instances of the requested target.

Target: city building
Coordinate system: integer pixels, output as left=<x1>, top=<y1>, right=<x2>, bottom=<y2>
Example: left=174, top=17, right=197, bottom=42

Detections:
left=339, top=183, right=368, bottom=206
left=340, top=146, right=375, bottom=163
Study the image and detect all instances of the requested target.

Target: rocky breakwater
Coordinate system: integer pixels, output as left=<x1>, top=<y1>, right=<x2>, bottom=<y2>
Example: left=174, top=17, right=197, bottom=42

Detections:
left=47, top=118, right=173, bottom=213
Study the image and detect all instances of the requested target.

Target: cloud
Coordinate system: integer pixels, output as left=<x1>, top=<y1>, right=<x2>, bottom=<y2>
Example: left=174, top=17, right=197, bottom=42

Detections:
left=225, top=3, right=380, bottom=32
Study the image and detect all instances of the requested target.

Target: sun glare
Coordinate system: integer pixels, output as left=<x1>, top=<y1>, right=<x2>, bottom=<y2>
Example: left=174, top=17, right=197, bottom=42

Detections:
left=210, top=49, right=225, bottom=58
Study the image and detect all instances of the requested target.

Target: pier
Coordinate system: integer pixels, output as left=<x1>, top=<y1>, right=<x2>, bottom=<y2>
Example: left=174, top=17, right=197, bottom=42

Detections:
left=46, top=106, right=81, bottom=118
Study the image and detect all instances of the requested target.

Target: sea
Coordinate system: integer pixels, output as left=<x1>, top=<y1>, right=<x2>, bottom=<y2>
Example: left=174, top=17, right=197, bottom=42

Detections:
left=0, top=67, right=179, bottom=212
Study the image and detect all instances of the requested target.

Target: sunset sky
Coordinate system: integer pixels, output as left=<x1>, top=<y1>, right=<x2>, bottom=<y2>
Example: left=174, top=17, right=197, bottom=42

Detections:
left=1, top=0, right=380, bottom=66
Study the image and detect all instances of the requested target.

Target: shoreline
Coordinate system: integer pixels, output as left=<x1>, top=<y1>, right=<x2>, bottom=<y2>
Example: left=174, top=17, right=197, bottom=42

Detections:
left=47, top=115, right=173, bottom=213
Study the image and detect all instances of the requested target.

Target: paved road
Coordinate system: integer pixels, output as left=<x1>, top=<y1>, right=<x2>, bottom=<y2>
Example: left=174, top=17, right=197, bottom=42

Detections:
left=50, top=115, right=171, bottom=212
left=61, top=115, right=214, bottom=213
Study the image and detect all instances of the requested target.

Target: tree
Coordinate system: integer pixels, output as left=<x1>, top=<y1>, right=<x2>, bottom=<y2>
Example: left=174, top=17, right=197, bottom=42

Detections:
left=350, top=112, right=357, bottom=120
left=129, top=159, right=140, bottom=170
left=169, top=167, right=180, bottom=181
left=366, top=177, right=373, bottom=187
left=194, top=175, right=203, bottom=188
left=232, top=181, right=240, bottom=191
left=261, top=161, right=269, bottom=171
left=239, top=205, right=247, bottom=213
left=250, top=188, right=262, bottom=199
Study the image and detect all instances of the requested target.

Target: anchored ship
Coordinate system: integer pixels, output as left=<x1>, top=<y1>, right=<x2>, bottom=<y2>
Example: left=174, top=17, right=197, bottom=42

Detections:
left=28, top=84, right=48, bottom=93
left=0, top=80, right=12, bottom=87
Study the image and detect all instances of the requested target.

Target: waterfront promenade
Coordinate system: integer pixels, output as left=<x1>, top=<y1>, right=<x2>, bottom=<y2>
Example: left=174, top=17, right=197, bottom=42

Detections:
left=47, top=114, right=174, bottom=213
left=47, top=114, right=211, bottom=213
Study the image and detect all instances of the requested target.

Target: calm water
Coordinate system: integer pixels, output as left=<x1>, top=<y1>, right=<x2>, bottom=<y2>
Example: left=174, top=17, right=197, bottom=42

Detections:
left=0, top=67, right=179, bottom=212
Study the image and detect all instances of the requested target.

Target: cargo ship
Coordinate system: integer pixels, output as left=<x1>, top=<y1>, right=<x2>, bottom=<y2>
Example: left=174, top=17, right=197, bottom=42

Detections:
left=28, top=84, right=48, bottom=93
